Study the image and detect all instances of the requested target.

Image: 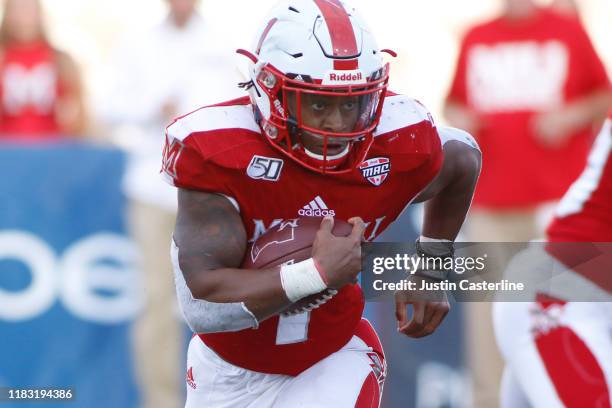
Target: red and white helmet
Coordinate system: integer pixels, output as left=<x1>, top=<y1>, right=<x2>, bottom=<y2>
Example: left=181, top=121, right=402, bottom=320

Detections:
left=238, top=0, right=391, bottom=174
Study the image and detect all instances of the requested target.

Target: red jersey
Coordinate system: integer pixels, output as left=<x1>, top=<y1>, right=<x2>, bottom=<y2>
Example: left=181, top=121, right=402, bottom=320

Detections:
left=0, top=41, right=63, bottom=138
left=163, top=94, right=443, bottom=375
left=546, top=117, right=612, bottom=292
left=447, top=8, right=610, bottom=208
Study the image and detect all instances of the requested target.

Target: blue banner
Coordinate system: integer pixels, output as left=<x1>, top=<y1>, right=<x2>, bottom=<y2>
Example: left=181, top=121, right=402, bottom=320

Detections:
left=0, top=142, right=140, bottom=408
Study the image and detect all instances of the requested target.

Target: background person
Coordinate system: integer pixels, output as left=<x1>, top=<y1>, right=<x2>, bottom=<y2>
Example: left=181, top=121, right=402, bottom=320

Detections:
left=0, top=0, right=87, bottom=139
left=97, top=0, right=243, bottom=407
left=444, top=0, right=612, bottom=405
left=494, top=113, right=612, bottom=407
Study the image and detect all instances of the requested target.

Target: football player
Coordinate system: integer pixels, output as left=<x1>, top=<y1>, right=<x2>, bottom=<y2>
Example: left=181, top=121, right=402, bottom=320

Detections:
left=494, top=114, right=612, bottom=408
left=162, top=0, right=481, bottom=406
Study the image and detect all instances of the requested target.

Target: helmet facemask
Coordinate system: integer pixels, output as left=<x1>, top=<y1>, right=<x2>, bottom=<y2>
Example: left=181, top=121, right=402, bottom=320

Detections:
left=253, top=63, right=389, bottom=174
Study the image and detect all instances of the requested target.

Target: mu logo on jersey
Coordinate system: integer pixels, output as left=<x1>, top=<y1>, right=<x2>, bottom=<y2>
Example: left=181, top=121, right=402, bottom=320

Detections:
left=360, top=157, right=390, bottom=186
left=250, top=216, right=387, bottom=243
left=162, top=137, right=185, bottom=180
left=250, top=219, right=298, bottom=263
left=367, top=351, right=387, bottom=386
left=2, top=63, right=57, bottom=114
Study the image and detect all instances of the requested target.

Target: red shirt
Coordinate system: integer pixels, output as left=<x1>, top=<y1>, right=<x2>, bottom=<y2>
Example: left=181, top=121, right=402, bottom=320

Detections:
left=545, top=116, right=612, bottom=292
left=163, top=95, right=443, bottom=375
left=447, top=9, right=610, bottom=208
left=0, top=41, right=63, bottom=138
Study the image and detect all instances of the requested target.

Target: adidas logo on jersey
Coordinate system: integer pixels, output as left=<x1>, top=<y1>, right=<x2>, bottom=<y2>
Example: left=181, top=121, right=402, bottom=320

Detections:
left=298, top=196, right=335, bottom=217
left=186, top=367, right=197, bottom=390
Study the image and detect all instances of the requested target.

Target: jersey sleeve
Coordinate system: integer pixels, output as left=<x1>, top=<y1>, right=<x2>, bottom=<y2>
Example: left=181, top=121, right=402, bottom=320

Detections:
left=411, top=100, right=445, bottom=186
left=384, top=96, right=445, bottom=172
left=437, top=126, right=480, bottom=152
left=161, top=119, right=230, bottom=195
left=422, top=118, right=444, bottom=185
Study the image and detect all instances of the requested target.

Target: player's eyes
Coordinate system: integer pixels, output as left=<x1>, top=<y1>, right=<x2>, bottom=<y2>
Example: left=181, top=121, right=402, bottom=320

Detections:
left=311, top=102, right=326, bottom=111
left=307, top=98, right=357, bottom=113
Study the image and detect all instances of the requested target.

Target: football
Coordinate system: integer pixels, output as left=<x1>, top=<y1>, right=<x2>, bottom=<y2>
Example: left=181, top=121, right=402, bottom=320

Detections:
left=242, top=216, right=353, bottom=315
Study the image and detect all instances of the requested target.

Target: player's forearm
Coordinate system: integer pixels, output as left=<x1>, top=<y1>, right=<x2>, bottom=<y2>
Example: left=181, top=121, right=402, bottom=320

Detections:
left=421, top=146, right=481, bottom=240
left=184, top=266, right=292, bottom=320
left=174, top=188, right=293, bottom=320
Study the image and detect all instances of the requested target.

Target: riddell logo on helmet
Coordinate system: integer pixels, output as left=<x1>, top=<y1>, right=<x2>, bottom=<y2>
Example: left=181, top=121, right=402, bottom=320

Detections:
left=323, top=70, right=366, bottom=85
left=329, top=72, right=362, bottom=82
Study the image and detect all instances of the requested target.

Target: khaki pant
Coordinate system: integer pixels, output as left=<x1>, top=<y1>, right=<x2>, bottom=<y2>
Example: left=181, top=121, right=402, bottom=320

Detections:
left=464, top=207, right=540, bottom=408
left=129, top=200, right=182, bottom=408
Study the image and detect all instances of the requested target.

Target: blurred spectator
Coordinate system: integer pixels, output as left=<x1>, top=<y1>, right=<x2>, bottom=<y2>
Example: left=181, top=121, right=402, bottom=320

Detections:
left=98, top=0, right=243, bottom=407
left=444, top=0, right=612, bottom=406
left=0, top=0, right=87, bottom=138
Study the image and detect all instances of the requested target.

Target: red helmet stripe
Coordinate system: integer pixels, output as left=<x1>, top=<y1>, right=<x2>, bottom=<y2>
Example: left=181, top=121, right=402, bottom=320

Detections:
left=256, top=18, right=278, bottom=55
left=333, top=59, right=358, bottom=70
left=313, top=0, right=359, bottom=60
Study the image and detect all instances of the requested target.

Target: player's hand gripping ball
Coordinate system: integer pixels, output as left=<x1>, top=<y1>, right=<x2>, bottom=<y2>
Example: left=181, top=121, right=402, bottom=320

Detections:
left=242, top=217, right=352, bottom=316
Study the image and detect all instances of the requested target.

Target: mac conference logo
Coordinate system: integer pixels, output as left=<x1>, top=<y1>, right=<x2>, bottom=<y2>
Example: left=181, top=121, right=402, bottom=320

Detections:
left=360, top=157, right=391, bottom=186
